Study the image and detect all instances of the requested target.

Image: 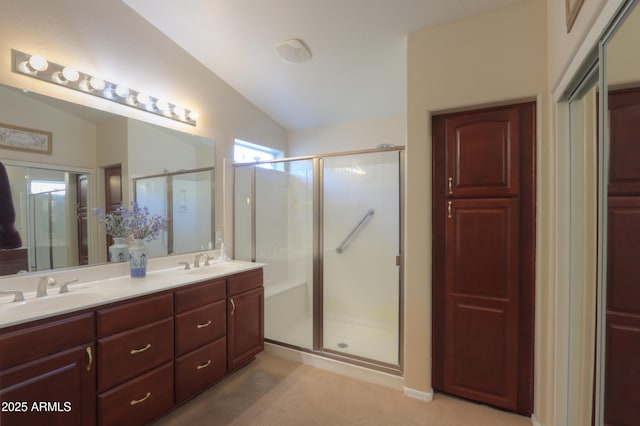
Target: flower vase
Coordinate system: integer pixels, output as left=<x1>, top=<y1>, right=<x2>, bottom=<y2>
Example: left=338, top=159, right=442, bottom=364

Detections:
left=109, top=237, right=129, bottom=263
left=129, top=239, right=148, bottom=278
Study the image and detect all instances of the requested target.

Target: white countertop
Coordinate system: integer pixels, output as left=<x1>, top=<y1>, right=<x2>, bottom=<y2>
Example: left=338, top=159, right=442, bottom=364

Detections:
left=0, top=256, right=264, bottom=330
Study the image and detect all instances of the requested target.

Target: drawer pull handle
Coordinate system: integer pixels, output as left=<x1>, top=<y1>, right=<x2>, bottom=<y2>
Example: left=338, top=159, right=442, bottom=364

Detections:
left=230, top=298, right=236, bottom=315
left=197, top=320, right=212, bottom=329
left=86, top=346, right=93, bottom=372
left=130, top=343, right=152, bottom=355
left=197, top=360, right=212, bottom=370
left=130, top=392, right=151, bottom=406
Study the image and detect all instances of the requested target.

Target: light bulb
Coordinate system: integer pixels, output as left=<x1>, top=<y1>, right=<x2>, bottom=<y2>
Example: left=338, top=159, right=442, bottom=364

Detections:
left=28, top=55, right=48, bottom=72
left=114, top=85, right=129, bottom=98
left=89, top=77, right=105, bottom=91
left=188, top=111, right=198, bottom=121
left=61, top=67, right=79, bottom=82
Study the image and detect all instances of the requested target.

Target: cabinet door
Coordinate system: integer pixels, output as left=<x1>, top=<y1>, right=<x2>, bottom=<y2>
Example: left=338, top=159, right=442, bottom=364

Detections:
left=444, top=198, right=520, bottom=411
left=0, top=344, right=96, bottom=426
left=227, top=287, right=264, bottom=371
left=445, top=106, right=520, bottom=198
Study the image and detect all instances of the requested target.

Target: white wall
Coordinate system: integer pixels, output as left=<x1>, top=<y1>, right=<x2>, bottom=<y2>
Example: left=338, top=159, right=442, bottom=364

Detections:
left=406, top=0, right=548, bottom=416
left=0, top=0, right=287, bottom=251
left=288, top=114, right=405, bottom=156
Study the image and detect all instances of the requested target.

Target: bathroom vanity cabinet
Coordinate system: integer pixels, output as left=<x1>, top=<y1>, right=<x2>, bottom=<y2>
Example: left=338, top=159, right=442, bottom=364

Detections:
left=0, top=313, right=96, bottom=426
left=0, top=267, right=264, bottom=426
left=227, top=269, right=264, bottom=371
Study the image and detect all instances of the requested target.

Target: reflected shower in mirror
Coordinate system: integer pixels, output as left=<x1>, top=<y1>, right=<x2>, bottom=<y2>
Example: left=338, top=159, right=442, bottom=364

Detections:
left=134, top=167, right=214, bottom=257
left=0, top=83, right=215, bottom=276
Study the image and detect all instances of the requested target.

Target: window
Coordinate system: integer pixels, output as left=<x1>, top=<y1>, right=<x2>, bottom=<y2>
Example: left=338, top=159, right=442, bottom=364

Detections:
left=30, top=180, right=66, bottom=195
left=234, top=139, right=283, bottom=170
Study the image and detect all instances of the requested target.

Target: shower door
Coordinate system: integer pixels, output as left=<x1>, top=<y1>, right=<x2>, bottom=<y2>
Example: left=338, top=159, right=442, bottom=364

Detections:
left=322, top=151, right=401, bottom=366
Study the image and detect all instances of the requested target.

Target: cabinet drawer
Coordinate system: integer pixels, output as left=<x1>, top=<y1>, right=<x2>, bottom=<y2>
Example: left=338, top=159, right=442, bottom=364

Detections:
left=175, top=278, right=226, bottom=313
left=98, top=361, right=173, bottom=426
left=175, top=338, right=226, bottom=403
left=97, top=293, right=173, bottom=337
left=0, top=312, right=94, bottom=370
left=175, top=299, right=226, bottom=356
left=97, top=317, right=174, bottom=392
left=227, top=269, right=263, bottom=297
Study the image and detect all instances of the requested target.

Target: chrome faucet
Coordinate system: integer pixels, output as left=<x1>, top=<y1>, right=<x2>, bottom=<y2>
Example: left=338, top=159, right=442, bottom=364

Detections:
left=194, top=253, right=210, bottom=268
left=59, top=279, right=80, bottom=294
left=36, top=276, right=57, bottom=297
left=0, top=290, right=25, bottom=302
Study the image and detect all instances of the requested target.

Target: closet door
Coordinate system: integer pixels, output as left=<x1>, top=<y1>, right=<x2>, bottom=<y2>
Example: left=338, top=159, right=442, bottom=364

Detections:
left=433, top=102, right=535, bottom=415
left=604, top=88, right=640, bottom=425
left=444, top=198, right=519, bottom=409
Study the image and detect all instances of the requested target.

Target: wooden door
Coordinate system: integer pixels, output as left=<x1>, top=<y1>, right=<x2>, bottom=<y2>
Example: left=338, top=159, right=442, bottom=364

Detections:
left=104, top=165, right=122, bottom=254
left=433, top=102, right=535, bottom=415
left=604, top=88, right=640, bottom=425
left=76, top=174, right=88, bottom=265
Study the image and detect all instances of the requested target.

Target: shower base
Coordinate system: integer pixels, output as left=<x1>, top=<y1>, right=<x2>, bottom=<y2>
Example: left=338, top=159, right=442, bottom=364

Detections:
left=266, top=313, right=398, bottom=366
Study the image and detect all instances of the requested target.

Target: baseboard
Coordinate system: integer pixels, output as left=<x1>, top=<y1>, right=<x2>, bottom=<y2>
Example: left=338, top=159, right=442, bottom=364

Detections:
left=403, top=386, right=434, bottom=401
left=264, top=342, right=404, bottom=391
left=531, top=414, right=541, bottom=426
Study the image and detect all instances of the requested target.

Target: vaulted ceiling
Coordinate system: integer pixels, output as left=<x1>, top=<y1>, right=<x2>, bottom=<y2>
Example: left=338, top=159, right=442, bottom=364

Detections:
left=122, top=0, right=527, bottom=130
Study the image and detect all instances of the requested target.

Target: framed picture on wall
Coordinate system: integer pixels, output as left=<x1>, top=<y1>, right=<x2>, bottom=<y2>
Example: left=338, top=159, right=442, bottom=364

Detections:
left=566, top=0, right=585, bottom=32
left=0, top=123, right=52, bottom=154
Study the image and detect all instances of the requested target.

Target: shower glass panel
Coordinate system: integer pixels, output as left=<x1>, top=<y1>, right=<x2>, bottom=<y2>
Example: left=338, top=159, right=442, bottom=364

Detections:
left=234, top=148, right=403, bottom=371
left=233, top=166, right=253, bottom=262
left=322, top=151, right=400, bottom=365
left=134, top=176, right=168, bottom=257
left=256, top=160, right=315, bottom=350
left=172, top=170, right=214, bottom=252
left=30, top=190, right=68, bottom=271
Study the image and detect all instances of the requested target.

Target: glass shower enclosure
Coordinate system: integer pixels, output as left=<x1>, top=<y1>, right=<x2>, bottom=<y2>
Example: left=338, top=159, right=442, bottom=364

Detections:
left=134, top=167, right=214, bottom=257
left=234, top=148, right=403, bottom=371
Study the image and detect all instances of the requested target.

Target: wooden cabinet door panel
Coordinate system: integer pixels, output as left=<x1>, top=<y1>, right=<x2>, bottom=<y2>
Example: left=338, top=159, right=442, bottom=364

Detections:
left=608, top=89, right=640, bottom=195
left=0, top=344, right=96, bottom=426
left=227, top=287, right=264, bottom=371
left=605, top=196, right=640, bottom=424
left=445, top=107, right=520, bottom=198
left=444, top=198, right=519, bottom=410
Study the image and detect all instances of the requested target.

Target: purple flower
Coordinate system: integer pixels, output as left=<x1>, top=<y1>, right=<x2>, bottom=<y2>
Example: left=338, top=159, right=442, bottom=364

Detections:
left=93, top=202, right=167, bottom=242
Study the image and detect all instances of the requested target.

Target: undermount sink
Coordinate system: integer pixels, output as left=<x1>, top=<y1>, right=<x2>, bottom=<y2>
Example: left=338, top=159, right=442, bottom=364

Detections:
left=188, top=262, right=243, bottom=275
left=0, top=290, right=110, bottom=317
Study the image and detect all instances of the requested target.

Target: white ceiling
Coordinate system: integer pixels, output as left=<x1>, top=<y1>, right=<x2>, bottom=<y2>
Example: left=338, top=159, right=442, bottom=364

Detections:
left=121, top=0, right=526, bottom=130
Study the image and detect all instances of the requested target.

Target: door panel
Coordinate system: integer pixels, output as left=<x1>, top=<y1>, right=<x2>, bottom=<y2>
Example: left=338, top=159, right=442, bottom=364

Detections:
left=445, top=198, right=519, bottom=410
left=446, top=108, right=520, bottom=198
left=605, top=197, right=640, bottom=425
left=608, top=89, right=640, bottom=195
left=433, top=102, right=535, bottom=415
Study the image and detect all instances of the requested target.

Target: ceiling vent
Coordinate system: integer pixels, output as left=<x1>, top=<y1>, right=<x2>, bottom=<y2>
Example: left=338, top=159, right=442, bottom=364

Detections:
left=273, top=39, right=312, bottom=64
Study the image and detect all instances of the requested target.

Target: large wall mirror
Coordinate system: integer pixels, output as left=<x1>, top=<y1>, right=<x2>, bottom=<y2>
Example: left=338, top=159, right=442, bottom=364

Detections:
left=0, top=83, right=215, bottom=276
left=600, top=0, right=640, bottom=424
left=565, top=0, right=640, bottom=424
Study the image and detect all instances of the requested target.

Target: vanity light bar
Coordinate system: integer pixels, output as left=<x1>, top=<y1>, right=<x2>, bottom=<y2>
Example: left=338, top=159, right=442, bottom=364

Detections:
left=11, top=49, right=197, bottom=126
